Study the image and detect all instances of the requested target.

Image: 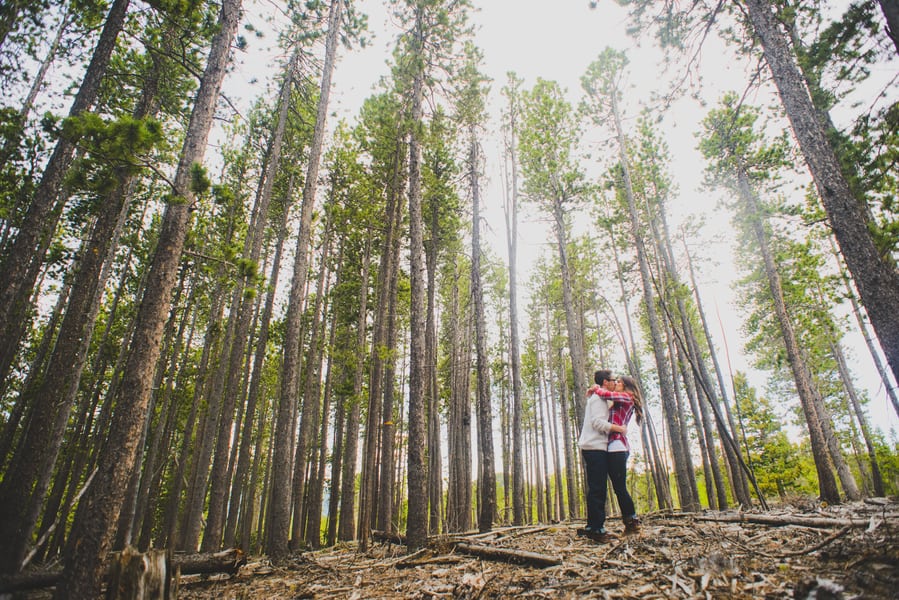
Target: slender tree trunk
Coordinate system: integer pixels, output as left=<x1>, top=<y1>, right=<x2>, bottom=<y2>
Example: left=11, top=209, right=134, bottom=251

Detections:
left=376, top=155, right=404, bottom=533
left=735, top=164, right=841, bottom=503
left=363, top=212, right=392, bottom=540
left=502, top=82, right=526, bottom=527
left=424, top=192, right=443, bottom=537
left=827, top=238, right=899, bottom=420
left=445, top=256, right=471, bottom=533
left=52, top=1, right=241, bottom=596
left=558, top=351, right=578, bottom=518
left=163, top=289, right=224, bottom=549
left=266, top=0, right=342, bottom=560
left=405, top=3, right=429, bottom=552
left=345, top=243, right=370, bottom=543
left=204, top=54, right=298, bottom=553
left=744, top=0, right=899, bottom=389
left=184, top=311, right=232, bottom=550
left=549, top=352, right=566, bottom=521
left=306, top=283, right=338, bottom=548
left=123, top=276, right=188, bottom=549
left=610, top=93, right=699, bottom=511
left=647, top=187, right=729, bottom=510
left=327, top=389, right=345, bottom=546
left=830, top=334, right=885, bottom=496
left=681, top=236, right=752, bottom=506
left=537, top=371, right=553, bottom=521
left=550, top=201, right=587, bottom=427
left=290, top=232, right=334, bottom=549
left=469, top=131, right=495, bottom=532
left=338, top=398, right=361, bottom=541
left=225, top=200, right=290, bottom=549
left=139, top=302, right=198, bottom=551
left=0, top=0, right=131, bottom=389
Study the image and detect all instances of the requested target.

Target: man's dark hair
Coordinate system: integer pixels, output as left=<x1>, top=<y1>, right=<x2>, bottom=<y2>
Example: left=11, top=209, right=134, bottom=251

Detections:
left=594, top=369, right=613, bottom=385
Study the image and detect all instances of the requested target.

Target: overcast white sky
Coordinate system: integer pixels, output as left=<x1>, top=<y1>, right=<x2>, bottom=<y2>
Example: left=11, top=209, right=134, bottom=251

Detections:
left=227, top=0, right=899, bottom=440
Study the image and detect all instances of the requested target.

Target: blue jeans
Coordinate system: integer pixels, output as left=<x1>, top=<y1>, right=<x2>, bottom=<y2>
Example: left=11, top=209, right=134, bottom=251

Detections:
left=582, top=449, right=609, bottom=530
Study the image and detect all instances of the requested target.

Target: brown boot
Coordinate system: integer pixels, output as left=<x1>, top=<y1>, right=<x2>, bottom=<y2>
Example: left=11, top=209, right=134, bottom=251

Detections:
left=624, top=517, right=641, bottom=535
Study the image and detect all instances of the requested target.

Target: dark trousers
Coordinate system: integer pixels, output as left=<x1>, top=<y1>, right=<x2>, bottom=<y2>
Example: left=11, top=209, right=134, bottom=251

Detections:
left=581, top=449, right=609, bottom=530
left=608, top=451, right=636, bottom=520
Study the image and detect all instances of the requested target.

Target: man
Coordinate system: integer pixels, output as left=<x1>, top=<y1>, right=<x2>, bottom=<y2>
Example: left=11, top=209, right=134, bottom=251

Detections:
left=577, top=369, right=628, bottom=542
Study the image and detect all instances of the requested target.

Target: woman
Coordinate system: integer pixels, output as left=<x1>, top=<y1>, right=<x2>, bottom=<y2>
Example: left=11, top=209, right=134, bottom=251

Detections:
left=607, top=375, right=643, bottom=534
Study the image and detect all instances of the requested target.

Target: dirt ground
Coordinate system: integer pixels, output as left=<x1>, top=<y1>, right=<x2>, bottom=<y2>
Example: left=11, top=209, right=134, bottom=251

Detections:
left=176, top=498, right=899, bottom=599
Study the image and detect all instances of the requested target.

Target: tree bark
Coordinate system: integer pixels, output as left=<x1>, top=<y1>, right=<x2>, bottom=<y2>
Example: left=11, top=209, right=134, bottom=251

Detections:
left=743, top=0, right=899, bottom=390
left=470, top=129, right=496, bottom=533
left=446, top=254, right=472, bottom=533
left=226, top=195, right=291, bottom=549
left=735, top=164, right=841, bottom=503
left=204, top=53, right=299, bottom=554
left=266, top=0, right=343, bottom=560
left=424, top=166, right=442, bottom=536
left=878, top=0, right=899, bottom=56
left=306, top=271, right=338, bottom=548
left=502, top=79, right=527, bottom=527
left=829, top=328, right=885, bottom=496
left=52, top=0, right=241, bottom=596
left=610, top=92, right=699, bottom=511
left=0, top=0, right=130, bottom=389
left=405, top=2, right=429, bottom=552
left=376, top=148, right=404, bottom=533
left=681, top=236, right=753, bottom=506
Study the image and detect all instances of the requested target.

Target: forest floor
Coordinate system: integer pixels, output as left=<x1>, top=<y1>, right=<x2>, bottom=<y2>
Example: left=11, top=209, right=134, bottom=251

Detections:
left=174, top=497, right=899, bottom=599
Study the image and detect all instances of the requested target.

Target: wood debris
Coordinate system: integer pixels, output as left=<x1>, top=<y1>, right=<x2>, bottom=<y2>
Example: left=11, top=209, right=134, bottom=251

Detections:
left=9, top=499, right=898, bottom=598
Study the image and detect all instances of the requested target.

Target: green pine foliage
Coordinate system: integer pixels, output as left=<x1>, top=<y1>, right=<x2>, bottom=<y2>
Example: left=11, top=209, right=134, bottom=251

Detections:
left=732, top=372, right=814, bottom=499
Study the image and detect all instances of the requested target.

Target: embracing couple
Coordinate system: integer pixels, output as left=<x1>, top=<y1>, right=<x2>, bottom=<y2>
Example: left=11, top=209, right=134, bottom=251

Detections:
left=577, top=369, right=644, bottom=542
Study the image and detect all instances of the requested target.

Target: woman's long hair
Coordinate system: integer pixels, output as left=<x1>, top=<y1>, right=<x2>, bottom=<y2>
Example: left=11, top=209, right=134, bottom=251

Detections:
left=619, top=375, right=644, bottom=424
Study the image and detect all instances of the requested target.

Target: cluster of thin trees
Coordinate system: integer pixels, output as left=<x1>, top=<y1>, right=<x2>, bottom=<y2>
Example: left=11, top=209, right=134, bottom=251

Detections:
left=0, top=0, right=897, bottom=597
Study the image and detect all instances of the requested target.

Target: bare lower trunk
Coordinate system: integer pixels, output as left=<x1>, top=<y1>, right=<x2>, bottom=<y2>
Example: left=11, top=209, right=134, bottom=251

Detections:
left=405, top=4, right=429, bottom=552
left=376, top=161, right=404, bottom=533
left=226, top=206, right=290, bottom=549
left=471, top=132, right=495, bottom=532
left=502, top=81, right=526, bottom=526
left=266, top=0, right=342, bottom=560
left=736, top=166, right=841, bottom=503
left=52, top=1, right=241, bottom=596
left=445, top=257, right=472, bottom=533
left=0, top=0, right=130, bottom=389
left=610, top=92, right=699, bottom=510
left=682, top=237, right=752, bottom=506
left=744, top=0, right=899, bottom=390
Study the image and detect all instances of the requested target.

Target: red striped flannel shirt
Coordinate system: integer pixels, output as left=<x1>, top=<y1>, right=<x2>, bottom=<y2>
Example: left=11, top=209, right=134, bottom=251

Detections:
left=585, top=384, right=635, bottom=451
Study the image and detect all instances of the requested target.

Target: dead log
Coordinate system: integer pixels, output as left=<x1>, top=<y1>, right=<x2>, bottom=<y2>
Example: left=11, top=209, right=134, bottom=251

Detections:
left=693, top=513, right=874, bottom=529
left=371, top=530, right=407, bottom=545
left=0, top=570, right=60, bottom=594
left=171, top=548, right=245, bottom=575
left=0, top=548, right=246, bottom=594
left=453, top=543, right=561, bottom=568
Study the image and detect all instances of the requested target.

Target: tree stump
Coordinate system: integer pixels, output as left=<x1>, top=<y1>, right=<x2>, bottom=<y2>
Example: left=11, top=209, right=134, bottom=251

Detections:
left=105, top=547, right=176, bottom=600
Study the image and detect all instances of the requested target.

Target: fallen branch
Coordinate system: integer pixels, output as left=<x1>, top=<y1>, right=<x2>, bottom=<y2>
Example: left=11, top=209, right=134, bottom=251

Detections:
left=776, top=525, right=853, bottom=558
left=693, top=513, right=874, bottom=529
left=0, top=548, right=246, bottom=594
left=373, top=528, right=562, bottom=568
left=453, top=542, right=561, bottom=568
